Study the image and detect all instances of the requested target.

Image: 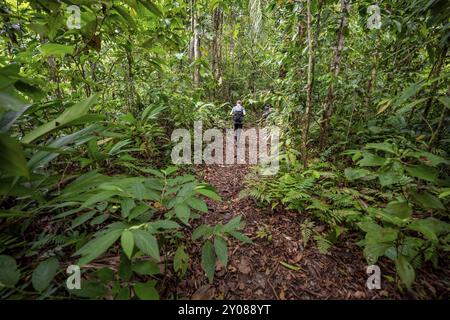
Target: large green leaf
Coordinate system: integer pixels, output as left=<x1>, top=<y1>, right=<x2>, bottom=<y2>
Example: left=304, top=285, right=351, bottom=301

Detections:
left=192, top=224, right=214, bottom=241
left=133, top=281, right=159, bottom=300
left=195, top=186, right=222, bottom=201
left=411, top=190, right=445, bottom=210
left=0, top=133, right=29, bottom=178
left=174, top=203, right=191, bottom=224
left=113, top=5, right=137, bottom=29
left=0, top=103, right=32, bottom=132
left=223, top=215, right=242, bottom=232
left=404, top=165, right=438, bottom=182
left=75, top=228, right=123, bottom=265
left=132, top=260, right=160, bottom=276
left=377, top=161, right=404, bottom=186
left=411, top=150, right=449, bottom=166
left=138, top=0, right=163, bottom=17
left=384, top=201, right=412, bottom=219
left=0, top=89, right=29, bottom=112
left=22, top=94, right=99, bottom=144
left=395, top=255, right=415, bottom=289
left=201, top=240, right=216, bottom=283
left=214, top=236, right=228, bottom=267
left=121, top=230, right=135, bottom=259
left=344, top=168, right=371, bottom=181
left=0, top=255, right=20, bottom=287
left=408, top=217, right=450, bottom=241
left=32, top=257, right=59, bottom=292
left=40, top=43, right=74, bottom=58
left=173, top=245, right=189, bottom=277
left=358, top=152, right=387, bottom=167
left=365, top=142, right=397, bottom=155
left=132, top=230, right=159, bottom=261
left=185, top=197, right=208, bottom=213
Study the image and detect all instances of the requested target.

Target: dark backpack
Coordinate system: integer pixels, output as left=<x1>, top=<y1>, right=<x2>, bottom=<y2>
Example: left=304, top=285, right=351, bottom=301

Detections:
left=233, top=109, right=244, bottom=124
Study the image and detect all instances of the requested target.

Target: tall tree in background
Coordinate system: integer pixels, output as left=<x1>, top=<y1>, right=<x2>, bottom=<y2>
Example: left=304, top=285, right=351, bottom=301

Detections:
left=190, top=0, right=201, bottom=86
left=319, top=0, right=350, bottom=148
left=212, top=7, right=224, bottom=97
left=301, top=0, right=314, bottom=166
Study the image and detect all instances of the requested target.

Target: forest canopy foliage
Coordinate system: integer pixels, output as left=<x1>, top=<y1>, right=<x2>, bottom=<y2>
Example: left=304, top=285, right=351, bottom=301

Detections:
left=0, top=0, right=449, bottom=300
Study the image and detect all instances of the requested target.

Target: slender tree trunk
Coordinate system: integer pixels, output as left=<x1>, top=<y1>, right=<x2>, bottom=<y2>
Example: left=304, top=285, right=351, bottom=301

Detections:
left=212, top=8, right=223, bottom=98
left=319, top=0, right=350, bottom=149
left=191, top=0, right=201, bottom=87
left=301, top=0, right=315, bottom=167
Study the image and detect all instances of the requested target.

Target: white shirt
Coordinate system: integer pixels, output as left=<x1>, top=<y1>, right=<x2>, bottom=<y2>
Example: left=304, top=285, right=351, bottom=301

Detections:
left=230, top=105, right=246, bottom=115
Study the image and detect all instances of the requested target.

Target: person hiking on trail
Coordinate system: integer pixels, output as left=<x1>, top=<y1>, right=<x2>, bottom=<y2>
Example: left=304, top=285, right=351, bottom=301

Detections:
left=230, top=100, right=246, bottom=141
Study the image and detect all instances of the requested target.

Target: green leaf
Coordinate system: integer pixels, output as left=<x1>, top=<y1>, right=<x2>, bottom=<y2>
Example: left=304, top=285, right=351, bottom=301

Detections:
left=437, top=96, right=450, bottom=109
left=185, top=197, right=208, bottom=213
left=150, top=219, right=180, bottom=230
left=0, top=255, right=20, bottom=287
left=114, top=5, right=136, bottom=29
left=40, top=43, right=74, bottom=58
left=119, top=254, right=132, bottom=281
left=223, top=216, right=242, bottom=232
left=32, top=257, right=59, bottom=292
left=174, top=203, right=191, bottom=224
left=366, top=142, right=397, bottom=155
left=395, top=81, right=425, bottom=106
left=0, top=90, right=30, bottom=112
left=411, top=150, right=449, bottom=166
left=344, top=168, right=371, bottom=181
left=357, top=152, right=387, bottom=167
left=82, top=190, right=117, bottom=208
left=134, top=281, right=159, bottom=300
left=116, top=287, right=130, bottom=300
left=228, top=230, right=253, bottom=244
left=132, top=260, right=160, bottom=276
left=404, top=165, right=438, bottom=182
left=138, top=0, right=163, bottom=17
left=192, top=224, right=213, bottom=241
left=120, top=198, right=135, bottom=218
left=133, top=230, right=159, bottom=261
left=22, top=94, right=99, bottom=144
left=439, top=188, right=450, bottom=199
left=93, top=267, right=114, bottom=282
left=0, top=133, right=29, bottom=178
left=173, top=245, right=189, bottom=277
left=214, top=236, right=228, bottom=267
left=201, top=241, right=216, bottom=283
left=395, top=255, right=415, bottom=289
left=408, top=217, right=450, bottom=241
left=411, top=190, right=445, bottom=210
left=195, top=187, right=222, bottom=201
left=121, top=230, right=134, bottom=259
left=75, top=229, right=123, bottom=265
left=377, top=162, right=404, bottom=186
left=68, top=280, right=107, bottom=299
left=71, top=211, right=96, bottom=228
left=385, top=201, right=412, bottom=219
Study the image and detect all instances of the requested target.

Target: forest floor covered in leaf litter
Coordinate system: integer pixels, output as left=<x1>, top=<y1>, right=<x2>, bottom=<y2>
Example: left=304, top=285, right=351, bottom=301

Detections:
left=168, top=163, right=449, bottom=300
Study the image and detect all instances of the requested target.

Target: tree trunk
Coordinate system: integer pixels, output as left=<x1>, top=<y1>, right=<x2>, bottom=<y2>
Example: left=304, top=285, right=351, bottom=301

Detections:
left=191, top=0, right=201, bottom=87
left=301, top=0, right=315, bottom=167
left=319, top=0, right=350, bottom=149
left=212, top=8, right=223, bottom=97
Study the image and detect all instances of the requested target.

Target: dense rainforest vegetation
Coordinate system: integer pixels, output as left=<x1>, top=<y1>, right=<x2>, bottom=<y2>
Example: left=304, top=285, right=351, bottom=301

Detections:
left=0, top=0, right=449, bottom=300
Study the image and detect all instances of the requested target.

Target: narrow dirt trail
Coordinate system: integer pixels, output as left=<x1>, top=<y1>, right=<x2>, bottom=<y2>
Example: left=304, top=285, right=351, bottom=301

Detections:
left=173, top=163, right=402, bottom=300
